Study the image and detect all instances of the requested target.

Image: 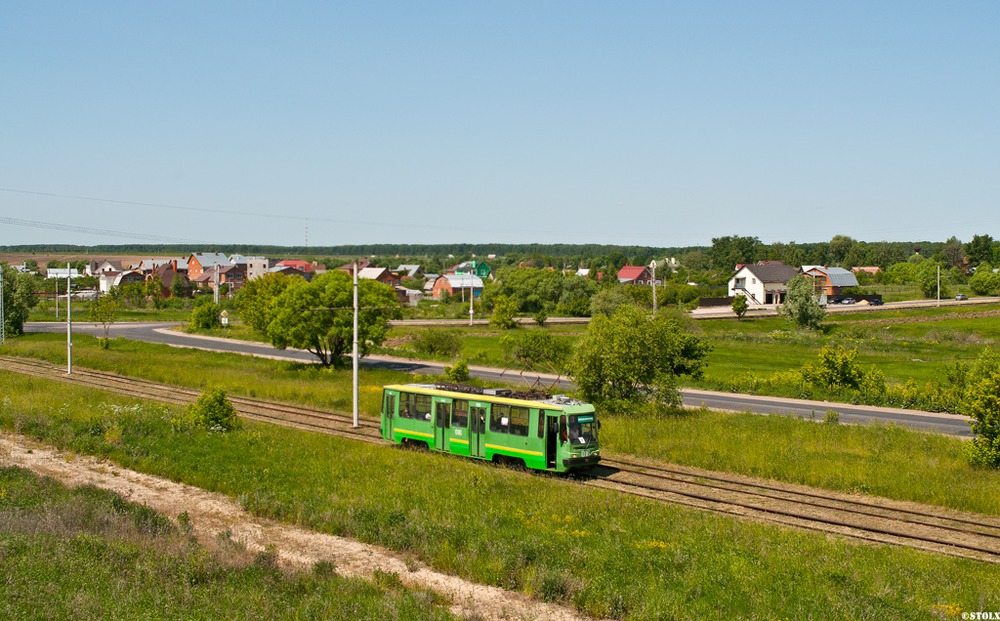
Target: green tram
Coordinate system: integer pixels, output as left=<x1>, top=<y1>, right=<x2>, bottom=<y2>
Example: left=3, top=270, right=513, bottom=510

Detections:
left=380, top=383, right=600, bottom=473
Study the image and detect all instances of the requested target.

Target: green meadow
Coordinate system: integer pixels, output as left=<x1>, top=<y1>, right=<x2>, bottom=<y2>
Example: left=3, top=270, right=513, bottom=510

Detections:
left=0, top=367, right=997, bottom=620
left=0, top=466, right=456, bottom=621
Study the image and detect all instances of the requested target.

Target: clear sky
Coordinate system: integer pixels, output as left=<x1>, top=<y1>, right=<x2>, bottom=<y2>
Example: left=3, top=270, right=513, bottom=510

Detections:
left=2, top=1, right=998, bottom=248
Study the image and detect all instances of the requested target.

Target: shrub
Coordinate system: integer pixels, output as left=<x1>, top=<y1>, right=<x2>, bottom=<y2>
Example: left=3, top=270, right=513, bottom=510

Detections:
left=412, top=329, right=461, bottom=357
left=188, top=301, right=222, bottom=331
left=444, top=359, right=470, bottom=383
left=180, top=389, right=241, bottom=433
left=489, top=295, right=518, bottom=330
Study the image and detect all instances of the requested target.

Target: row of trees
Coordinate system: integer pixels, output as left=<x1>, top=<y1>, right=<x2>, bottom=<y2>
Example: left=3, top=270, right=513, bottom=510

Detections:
left=235, top=272, right=400, bottom=367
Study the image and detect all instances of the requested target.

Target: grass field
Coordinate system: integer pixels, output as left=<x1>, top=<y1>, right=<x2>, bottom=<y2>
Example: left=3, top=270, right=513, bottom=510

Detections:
left=0, top=466, right=456, bottom=620
left=1, top=370, right=998, bottom=620
left=3, top=332, right=997, bottom=515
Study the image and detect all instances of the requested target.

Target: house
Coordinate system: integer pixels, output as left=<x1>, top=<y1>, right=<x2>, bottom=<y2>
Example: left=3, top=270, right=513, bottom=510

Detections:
left=432, top=274, right=484, bottom=300
left=397, top=286, right=423, bottom=306
left=728, top=261, right=800, bottom=305
left=231, top=255, right=270, bottom=281
left=336, top=260, right=370, bottom=275
left=98, top=270, right=145, bottom=294
left=192, top=263, right=246, bottom=293
left=617, top=265, right=653, bottom=285
left=45, top=267, right=82, bottom=280
left=448, top=261, right=491, bottom=279
left=394, top=264, right=424, bottom=279
left=801, top=266, right=859, bottom=297
left=278, top=259, right=324, bottom=274
left=358, top=267, right=400, bottom=287
left=187, top=253, right=230, bottom=281
left=150, top=260, right=189, bottom=297
left=86, top=260, right=123, bottom=277
left=851, top=266, right=881, bottom=276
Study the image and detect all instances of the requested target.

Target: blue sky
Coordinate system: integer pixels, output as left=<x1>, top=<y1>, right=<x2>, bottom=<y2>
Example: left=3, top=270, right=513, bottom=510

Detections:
left=2, top=1, right=998, bottom=248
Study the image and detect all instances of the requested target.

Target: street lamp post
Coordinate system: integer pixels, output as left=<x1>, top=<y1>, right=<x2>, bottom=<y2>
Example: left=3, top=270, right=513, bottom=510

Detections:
left=650, top=259, right=657, bottom=314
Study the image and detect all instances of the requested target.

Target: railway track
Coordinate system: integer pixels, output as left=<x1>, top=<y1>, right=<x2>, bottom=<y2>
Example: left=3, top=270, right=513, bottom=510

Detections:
left=4, top=355, right=1000, bottom=564
left=0, top=356, right=385, bottom=444
left=586, top=457, right=1000, bottom=564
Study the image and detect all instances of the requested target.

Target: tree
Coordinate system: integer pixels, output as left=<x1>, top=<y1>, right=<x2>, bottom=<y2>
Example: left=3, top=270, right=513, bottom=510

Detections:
left=960, top=349, right=1000, bottom=468
left=88, top=294, right=120, bottom=347
left=571, top=305, right=710, bottom=412
left=189, top=300, right=223, bottom=330
left=969, top=264, right=1000, bottom=296
left=1, top=264, right=38, bottom=337
left=731, top=294, right=748, bottom=320
left=942, top=236, right=965, bottom=269
left=710, top=235, right=762, bottom=271
left=489, top=295, right=519, bottom=329
left=915, top=260, right=949, bottom=298
left=589, top=287, right=634, bottom=317
left=267, top=271, right=400, bottom=367
left=235, top=273, right=296, bottom=334
left=965, top=234, right=996, bottom=267
left=170, top=275, right=190, bottom=298
left=780, top=275, right=825, bottom=330
left=500, top=330, right=571, bottom=373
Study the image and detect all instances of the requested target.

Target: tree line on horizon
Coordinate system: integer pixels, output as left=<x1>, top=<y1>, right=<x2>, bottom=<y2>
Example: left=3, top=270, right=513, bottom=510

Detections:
left=4, top=233, right=1000, bottom=275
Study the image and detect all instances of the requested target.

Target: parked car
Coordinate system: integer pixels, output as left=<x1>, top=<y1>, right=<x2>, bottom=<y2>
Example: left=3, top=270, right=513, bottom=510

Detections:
left=840, top=297, right=856, bottom=305
left=868, top=298, right=884, bottom=306
left=956, top=293, right=969, bottom=301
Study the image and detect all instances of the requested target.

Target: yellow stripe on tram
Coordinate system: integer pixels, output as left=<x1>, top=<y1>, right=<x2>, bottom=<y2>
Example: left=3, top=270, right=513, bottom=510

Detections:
left=450, top=438, right=470, bottom=446
left=397, top=429, right=434, bottom=440
left=485, top=444, right=543, bottom=457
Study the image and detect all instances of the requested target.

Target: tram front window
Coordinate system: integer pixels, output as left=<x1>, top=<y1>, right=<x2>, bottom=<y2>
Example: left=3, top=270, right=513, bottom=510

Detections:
left=567, top=415, right=596, bottom=445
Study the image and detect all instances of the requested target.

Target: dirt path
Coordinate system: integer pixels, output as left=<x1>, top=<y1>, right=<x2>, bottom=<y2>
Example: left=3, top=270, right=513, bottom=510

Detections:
left=0, top=432, right=598, bottom=621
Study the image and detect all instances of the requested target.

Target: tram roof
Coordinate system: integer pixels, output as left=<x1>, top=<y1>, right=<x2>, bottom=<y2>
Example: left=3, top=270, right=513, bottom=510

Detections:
left=384, top=383, right=592, bottom=411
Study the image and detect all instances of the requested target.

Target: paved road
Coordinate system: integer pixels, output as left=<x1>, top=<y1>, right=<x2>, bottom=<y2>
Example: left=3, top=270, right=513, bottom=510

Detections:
left=24, top=321, right=973, bottom=438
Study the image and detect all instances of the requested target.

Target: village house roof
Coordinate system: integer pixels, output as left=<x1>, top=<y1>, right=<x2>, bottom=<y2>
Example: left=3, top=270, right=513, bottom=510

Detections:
left=803, top=266, right=859, bottom=288
left=738, top=262, right=799, bottom=284
left=191, top=252, right=230, bottom=268
left=617, top=265, right=650, bottom=283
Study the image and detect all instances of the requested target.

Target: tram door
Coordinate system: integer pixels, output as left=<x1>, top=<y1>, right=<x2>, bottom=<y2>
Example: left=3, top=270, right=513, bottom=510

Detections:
left=469, top=404, right=487, bottom=459
left=433, top=400, right=451, bottom=452
left=384, top=392, right=396, bottom=441
left=545, top=412, right=559, bottom=469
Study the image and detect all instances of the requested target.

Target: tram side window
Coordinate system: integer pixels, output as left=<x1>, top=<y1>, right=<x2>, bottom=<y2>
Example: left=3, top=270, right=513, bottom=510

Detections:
left=510, top=406, right=529, bottom=436
left=490, top=404, right=510, bottom=433
left=415, top=394, right=432, bottom=421
left=399, top=393, right=416, bottom=419
left=452, top=399, right=469, bottom=428
left=537, top=410, right=546, bottom=439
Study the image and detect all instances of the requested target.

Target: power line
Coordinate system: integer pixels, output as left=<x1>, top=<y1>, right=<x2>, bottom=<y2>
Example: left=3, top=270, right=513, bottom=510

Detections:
left=0, top=216, right=211, bottom=245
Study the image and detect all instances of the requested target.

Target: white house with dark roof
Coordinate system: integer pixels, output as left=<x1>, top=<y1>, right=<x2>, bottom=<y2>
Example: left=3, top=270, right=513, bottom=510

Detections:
left=728, top=261, right=800, bottom=306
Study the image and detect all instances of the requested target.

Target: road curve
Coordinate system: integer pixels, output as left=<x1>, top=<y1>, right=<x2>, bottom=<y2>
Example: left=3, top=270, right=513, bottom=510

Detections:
left=23, top=321, right=972, bottom=437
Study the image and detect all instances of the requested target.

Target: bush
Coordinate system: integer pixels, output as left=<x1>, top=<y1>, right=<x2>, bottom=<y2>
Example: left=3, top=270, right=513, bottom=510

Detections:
left=188, top=301, right=222, bottom=331
left=175, top=389, right=240, bottom=433
left=412, top=329, right=462, bottom=357
left=489, top=295, right=518, bottom=330
left=444, top=359, right=470, bottom=383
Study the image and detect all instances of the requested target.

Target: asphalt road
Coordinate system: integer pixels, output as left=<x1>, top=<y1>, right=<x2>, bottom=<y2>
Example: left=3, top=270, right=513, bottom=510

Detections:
left=23, top=321, right=973, bottom=438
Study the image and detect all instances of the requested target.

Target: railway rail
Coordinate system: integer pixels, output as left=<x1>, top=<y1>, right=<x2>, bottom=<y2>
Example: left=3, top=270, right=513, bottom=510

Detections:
left=3, top=355, right=999, bottom=564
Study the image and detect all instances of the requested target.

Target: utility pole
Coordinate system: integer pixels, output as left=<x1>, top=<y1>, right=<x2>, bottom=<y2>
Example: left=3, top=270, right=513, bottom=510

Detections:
left=649, top=259, right=658, bottom=314
left=66, top=263, right=72, bottom=375
left=0, top=265, right=5, bottom=345
left=352, top=260, right=359, bottom=428
left=937, top=265, right=941, bottom=307
left=468, top=260, right=476, bottom=326
left=213, top=267, right=220, bottom=305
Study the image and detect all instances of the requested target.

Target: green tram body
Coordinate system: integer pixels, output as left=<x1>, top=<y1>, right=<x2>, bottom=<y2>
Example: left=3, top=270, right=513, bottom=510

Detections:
left=380, top=383, right=600, bottom=473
